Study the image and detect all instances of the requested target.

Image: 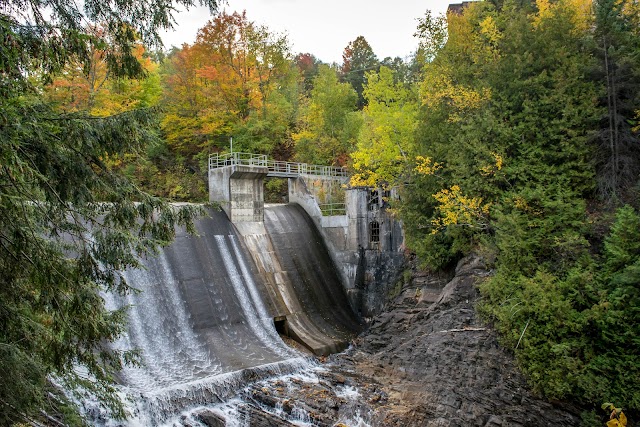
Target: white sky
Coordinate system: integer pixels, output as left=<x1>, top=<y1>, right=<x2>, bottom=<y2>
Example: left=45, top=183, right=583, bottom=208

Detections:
left=159, top=0, right=453, bottom=64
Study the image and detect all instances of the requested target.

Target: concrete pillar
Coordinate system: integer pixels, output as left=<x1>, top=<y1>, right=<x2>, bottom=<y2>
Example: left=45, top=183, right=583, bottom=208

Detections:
left=209, top=165, right=268, bottom=223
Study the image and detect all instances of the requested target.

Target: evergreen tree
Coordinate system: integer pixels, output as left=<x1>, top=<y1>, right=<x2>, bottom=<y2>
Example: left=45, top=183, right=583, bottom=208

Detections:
left=398, top=0, right=640, bottom=412
left=593, top=0, right=640, bottom=202
left=340, top=36, right=379, bottom=108
left=0, top=0, right=217, bottom=423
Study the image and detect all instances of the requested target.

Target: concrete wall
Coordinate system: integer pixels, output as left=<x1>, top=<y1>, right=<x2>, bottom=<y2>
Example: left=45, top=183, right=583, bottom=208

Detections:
left=289, top=177, right=405, bottom=319
left=345, top=187, right=406, bottom=318
left=209, top=168, right=406, bottom=319
left=209, top=165, right=268, bottom=223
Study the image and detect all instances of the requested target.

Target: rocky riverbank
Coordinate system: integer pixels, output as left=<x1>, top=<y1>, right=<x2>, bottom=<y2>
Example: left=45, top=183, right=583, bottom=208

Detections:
left=195, top=255, right=582, bottom=427
left=332, top=255, right=581, bottom=426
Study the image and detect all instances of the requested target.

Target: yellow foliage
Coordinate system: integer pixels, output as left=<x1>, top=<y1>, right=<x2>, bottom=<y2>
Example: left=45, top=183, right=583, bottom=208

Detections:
left=349, top=172, right=376, bottom=188
left=479, top=15, right=503, bottom=59
left=622, top=0, right=639, bottom=21
left=414, top=156, right=442, bottom=176
left=431, top=185, right=490, bottom=232
left=512, top=195, right=544, bottom=216
left=513, top=196, right=528, bottom=211
left=603, top=403, right=627, bottom=427
left=534, top=0, right=554, bottom=25
left=493, top=152, right=504, bottom=170
left=479, top=16, right=501, bottom=43
left=421, top=70, right=491, bottom=122
left=533, top=0, right=592, bottom=33
left=479, top=152, right=504, bottom=176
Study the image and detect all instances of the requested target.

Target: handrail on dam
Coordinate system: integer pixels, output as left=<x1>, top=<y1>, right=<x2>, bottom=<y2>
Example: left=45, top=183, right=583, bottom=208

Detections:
left=209, top=152, right=348, bottom=179
left=319, top=203, right=347, bottom=216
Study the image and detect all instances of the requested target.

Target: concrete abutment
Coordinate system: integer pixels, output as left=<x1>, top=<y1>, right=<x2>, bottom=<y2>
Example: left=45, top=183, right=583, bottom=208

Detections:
left=209, top=164, right=405, bottom=320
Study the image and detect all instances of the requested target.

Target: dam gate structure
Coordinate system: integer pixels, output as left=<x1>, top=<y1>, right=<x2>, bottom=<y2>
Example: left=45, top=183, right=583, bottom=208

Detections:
left=208, top=152, right=405, bottom=319
left=89, top=153, right=405, bottom=425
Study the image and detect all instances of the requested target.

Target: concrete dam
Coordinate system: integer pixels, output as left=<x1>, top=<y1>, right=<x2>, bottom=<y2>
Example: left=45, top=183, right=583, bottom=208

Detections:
left=96, top=154, right=404, bottom=425
left=100, top=206, right=362, bottom=425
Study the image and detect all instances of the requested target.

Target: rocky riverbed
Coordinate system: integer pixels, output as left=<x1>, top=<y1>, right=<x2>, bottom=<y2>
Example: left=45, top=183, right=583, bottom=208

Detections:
left=194, top=255, right=582, bottom=427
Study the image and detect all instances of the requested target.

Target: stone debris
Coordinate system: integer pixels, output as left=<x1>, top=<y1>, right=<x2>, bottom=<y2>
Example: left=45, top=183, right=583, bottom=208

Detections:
left=240, top=255, right=581, bottom=427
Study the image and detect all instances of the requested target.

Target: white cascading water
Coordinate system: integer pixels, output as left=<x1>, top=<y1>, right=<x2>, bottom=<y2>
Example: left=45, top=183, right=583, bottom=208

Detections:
left=115, top=253, right=218, bottom=390
left=215, top=235, right=296, bottom=360
left=96, top=221, right=310, bottom=426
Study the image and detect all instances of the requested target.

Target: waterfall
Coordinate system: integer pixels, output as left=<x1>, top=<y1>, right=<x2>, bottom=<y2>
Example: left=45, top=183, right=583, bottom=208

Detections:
left=96, top=210, right=309, bottom=426
left=88, top=206, right=361, bottom=426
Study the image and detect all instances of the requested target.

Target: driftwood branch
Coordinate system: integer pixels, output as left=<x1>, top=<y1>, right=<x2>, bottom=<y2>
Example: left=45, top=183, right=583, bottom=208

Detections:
left=437, top=327, right=486, bottom=334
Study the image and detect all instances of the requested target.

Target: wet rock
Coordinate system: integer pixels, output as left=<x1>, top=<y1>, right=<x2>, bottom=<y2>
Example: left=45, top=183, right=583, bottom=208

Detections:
left=340, top=254, right=581, bottom=426
left=235, top=254, right=581, bottom=427
left=236, top=404, right=296, bottom=426
left=194, top=409, right=225, bottom=427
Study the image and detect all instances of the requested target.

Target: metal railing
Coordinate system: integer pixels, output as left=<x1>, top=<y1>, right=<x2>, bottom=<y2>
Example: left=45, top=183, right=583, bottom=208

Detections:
left=319, top=203, right=347, bottom=216
left=209, top=152, right=348, bottom=179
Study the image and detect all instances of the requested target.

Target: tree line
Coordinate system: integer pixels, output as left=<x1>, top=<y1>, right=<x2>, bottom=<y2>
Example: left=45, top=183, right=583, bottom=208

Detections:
left=44, top=11, right=418, bottom=202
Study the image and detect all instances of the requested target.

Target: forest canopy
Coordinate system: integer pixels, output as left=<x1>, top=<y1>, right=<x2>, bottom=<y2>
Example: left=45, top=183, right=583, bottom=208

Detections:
left=396, top=0, right=640, bottom=422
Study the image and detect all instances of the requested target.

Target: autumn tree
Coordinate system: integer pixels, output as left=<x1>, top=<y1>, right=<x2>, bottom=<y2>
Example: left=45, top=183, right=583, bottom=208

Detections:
left=296, top=52, right=322, bottom=94
left=155, top=11, right=298, bottom=199
left=46, top=37, right=162, bottom=115
left=0, top=0, right=217, bottom=424
left=161, top=11, right=295, bottom=156
left=161, top=42, right=227, bottom=158
left=340, top=36, right=379, bottom=108
left=350, top=66, right=418, bottom=187
left=293, top=65, right=361, bottom=165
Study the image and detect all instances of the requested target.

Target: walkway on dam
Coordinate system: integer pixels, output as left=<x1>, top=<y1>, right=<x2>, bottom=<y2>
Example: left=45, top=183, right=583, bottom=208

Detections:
left=209, top=152, right=348, bottom=180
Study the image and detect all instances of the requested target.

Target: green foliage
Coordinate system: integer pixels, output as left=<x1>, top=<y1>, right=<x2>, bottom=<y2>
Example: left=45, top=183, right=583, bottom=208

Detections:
left=414, top=10, right=448, bottom=62
left=593, top=206, right=640, bottom=410
left=0, top=96, right=204, bottom=424
left=156, top=11, right=299, bottom=199
left=340, top=36, right=379, bottom=109
left=593, top=0, right=640, bottom=201
left=479, top=206, right=640, bottom=411
left=293, top=65, right=361, bottom=166
left=265, top=178, right=288, bottom=203
left=350, top=66, right=418, bottom=187
left=0, top=0, right=216, bottom=423
left=394, top=0, right=640, bottom=414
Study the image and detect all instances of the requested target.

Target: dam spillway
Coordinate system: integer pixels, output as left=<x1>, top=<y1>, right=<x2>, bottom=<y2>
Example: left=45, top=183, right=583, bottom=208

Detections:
left=101, top=205, right=361, bottom=425
left=263, top=204, right=362, bottom=353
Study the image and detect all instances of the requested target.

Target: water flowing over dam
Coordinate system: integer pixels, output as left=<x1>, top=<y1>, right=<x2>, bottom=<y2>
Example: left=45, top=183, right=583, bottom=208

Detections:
left=100, top=205, right=361, bottom=425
